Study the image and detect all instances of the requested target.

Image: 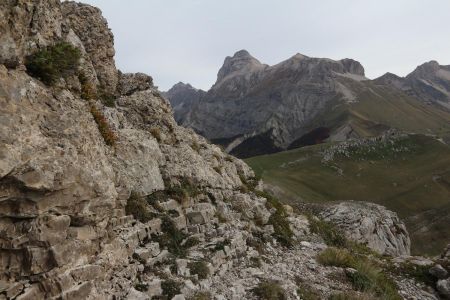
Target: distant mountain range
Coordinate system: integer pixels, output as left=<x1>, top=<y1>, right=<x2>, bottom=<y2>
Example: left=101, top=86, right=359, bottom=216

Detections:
left=164, top=50, right=450, bottom=158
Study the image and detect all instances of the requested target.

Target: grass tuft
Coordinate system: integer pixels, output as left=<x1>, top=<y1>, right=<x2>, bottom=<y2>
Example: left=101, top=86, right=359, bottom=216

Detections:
left=253, top=281, right=286, bottom=300
left=188, top=261, right=210, bottom=280
left=316, top=248, right=401, bottom=300
left=125, top=191, right=154, bottom=223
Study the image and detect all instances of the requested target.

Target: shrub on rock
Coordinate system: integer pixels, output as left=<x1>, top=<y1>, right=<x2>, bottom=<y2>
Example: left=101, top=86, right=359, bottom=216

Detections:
left=26, top=42, right=81, bottom=85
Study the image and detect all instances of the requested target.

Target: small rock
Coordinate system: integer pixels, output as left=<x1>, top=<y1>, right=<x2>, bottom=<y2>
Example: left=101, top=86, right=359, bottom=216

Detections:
left=437, top=279, right=450, bottom=298
left=429, top=264, right=448, bottom=280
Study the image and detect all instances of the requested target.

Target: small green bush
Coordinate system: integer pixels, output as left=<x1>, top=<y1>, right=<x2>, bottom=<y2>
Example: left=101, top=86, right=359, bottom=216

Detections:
left=161, top=279, right=181, bottom=299
left=317, top=247, right=354, bottom=268
left=253, top=281, right=286, bottom=300
left=188, top=261, right=210, bottom=280
left=155, top=216, right=187, bottom=257
left=125, top=191, right=154, bottom=223
left=255, top=190, right=293, bottom=247
left=214, top=239, right=231, bottom=251
left=26, top=42, right=81, bottom=85
left=99, top=90, right=116, bottom=107
left=134, top=282, right=148, bottom=292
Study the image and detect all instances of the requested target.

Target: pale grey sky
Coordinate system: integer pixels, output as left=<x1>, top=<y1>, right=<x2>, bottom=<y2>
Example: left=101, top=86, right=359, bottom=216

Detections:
left=80, top=0, right=450, bottom=91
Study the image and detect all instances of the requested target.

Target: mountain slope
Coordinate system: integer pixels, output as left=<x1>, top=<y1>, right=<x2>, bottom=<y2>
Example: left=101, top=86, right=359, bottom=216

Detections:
left=375, top=61, right=450, bottom=111
left=165, top=51, right=450, bottom=158
left=246, top=134, right=450, bottom=255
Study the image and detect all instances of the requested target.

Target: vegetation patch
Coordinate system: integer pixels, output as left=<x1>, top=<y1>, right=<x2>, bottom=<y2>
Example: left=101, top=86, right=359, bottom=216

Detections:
left=154, top=216, right=188, bottom=257
left=191, top=140, right=201, bottom=152
left=79, top=73, right=97, bottom=100
left=245, top=134, right=450, bottom=255
left=90, top=104, right=117, bottom=146
left=134, top=282, right=148, bottom=292
left=99, top=90, right=116, bottom=107
left=253, top=281, right=286, bottom=300
left=256, top=190, right=293, bottom=247
left=188, top=261, right=210, bottom=280
left=26, top=42, right=81, bottom=85
left=389, top=261, right=436, bottom=286
left=150, top=127, right=162, bottom=142
left=183, top=236, right=200, bottom=248
left=125, top=191, right=154, bottom=223
left=308, top=214, right=378, bottom=256
left=329, top=292, right=376, bottom=300
left=161, top=279, right=181, bottom=299
left=308, top=215, right=347, bottom=248
left=189, top=291, right=212, bottom=300
left=214, top=239, right=230, bottom=252
left=166, top=178, right=201, bottom=206
left=296, top=282, right=321, bottom=300
left=239, top=174, right=260, bottom=192
left=317, top=248, right=400, bottom=300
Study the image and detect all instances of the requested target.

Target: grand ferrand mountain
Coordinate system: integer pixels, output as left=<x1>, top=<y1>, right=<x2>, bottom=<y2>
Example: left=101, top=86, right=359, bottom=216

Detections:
left=165, top=50, right=450, bottom=158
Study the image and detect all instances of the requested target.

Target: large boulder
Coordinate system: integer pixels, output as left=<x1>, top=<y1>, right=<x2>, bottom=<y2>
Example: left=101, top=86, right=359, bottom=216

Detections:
left=320, top=201, right=411, bottom=256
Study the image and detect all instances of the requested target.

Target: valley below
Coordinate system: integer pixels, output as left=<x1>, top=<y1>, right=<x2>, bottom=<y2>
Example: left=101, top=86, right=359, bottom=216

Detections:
left=246, top=133, right=450, bottom=255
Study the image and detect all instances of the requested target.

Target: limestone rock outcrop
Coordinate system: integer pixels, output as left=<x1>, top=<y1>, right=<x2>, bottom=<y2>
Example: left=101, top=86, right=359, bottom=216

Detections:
left=320, top=201, right=411, bottom=256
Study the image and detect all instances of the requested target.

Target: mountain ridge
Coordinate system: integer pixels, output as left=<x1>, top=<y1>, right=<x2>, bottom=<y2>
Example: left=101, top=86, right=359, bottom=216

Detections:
left=166, top=50, right=450, bottom=158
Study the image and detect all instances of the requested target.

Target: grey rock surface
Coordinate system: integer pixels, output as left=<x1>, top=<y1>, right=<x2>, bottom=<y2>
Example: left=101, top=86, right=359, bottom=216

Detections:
left=320, top=201, right=411, bottom=256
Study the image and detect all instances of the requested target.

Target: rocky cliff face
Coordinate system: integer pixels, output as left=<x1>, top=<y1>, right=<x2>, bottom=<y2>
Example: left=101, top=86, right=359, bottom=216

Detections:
left=0, top=1, right=447, bottom=300
left=166, top=51, right=450, bottom=158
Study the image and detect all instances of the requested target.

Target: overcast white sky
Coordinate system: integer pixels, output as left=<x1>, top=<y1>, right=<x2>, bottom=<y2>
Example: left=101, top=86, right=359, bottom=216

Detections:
left=80, top=0, right=450, bottom=91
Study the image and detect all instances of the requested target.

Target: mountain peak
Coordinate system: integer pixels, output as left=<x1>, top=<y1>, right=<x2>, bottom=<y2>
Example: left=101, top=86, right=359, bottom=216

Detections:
left=233, top=49, right=252, bottom=58
left=339, top=58, right=365, bottom=76
left=216, top=50, right=265, bottom=83
left=408, top=60, right=441, bottom=79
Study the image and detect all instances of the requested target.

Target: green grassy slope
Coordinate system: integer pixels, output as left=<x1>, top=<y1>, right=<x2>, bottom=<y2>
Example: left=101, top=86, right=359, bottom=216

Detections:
left=246, top=134, right=450, bottom=255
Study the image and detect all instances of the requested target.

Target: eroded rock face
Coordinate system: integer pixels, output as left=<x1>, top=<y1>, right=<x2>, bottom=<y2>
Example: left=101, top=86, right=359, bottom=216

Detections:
left=62, top=2, right=118, bottom=93
left=0, top=0, right=64, bottom=67
left=320, top=201, right=411, bottom=256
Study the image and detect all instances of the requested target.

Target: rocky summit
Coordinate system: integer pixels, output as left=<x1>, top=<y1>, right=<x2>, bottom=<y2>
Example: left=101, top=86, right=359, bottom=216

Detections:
left=1, top=1, right=450, bottom=300
left=166, top=51, right=450, bottom=158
